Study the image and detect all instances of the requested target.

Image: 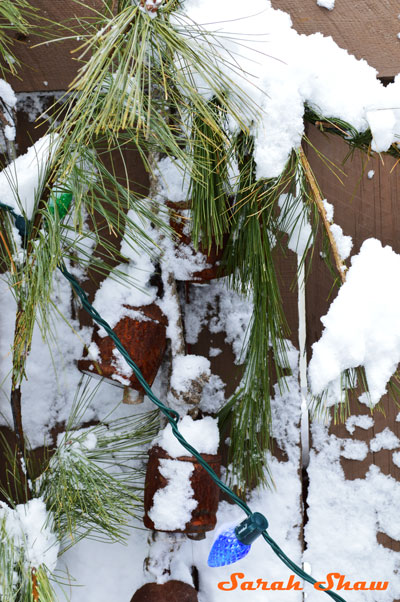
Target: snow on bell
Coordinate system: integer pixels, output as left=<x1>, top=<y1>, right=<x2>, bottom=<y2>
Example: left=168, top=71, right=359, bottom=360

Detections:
left=167, top=201, right=228, bottom=283
left=78, top=303, right=167, bottom=399
left=143, top=444, right=221, bottom=540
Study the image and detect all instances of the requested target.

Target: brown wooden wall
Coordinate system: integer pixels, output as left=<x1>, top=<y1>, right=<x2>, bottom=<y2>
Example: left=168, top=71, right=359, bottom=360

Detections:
left=6, top=0, right=101, bottom=92
left=306, top=126, right=400, bottom=481
left=305, top=126, right=400, bottom=593
left=8, top=0, right=400, bottom=93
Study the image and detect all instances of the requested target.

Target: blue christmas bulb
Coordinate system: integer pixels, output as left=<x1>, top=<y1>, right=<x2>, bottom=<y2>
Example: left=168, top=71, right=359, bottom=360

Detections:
left=208, top=513, right=269, bottom=568
left=208, top=526, right=251, bottom=567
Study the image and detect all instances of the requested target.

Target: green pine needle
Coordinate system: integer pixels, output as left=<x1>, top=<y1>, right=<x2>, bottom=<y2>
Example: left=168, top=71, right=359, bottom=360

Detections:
left=36, top=383, right=160, bottom=549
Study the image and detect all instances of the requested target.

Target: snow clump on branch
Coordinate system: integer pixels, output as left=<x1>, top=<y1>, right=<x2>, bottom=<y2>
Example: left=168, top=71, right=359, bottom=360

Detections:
left=180, top=0, right=400, bottom=178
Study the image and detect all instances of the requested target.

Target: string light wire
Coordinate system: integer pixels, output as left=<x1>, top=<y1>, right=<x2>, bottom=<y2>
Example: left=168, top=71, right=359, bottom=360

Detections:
left=0, top=200, right=346, bottom=602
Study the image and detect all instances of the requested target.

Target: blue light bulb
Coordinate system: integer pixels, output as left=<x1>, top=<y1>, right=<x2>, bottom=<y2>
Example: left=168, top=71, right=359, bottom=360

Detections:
left=208, top=526, right=251, bottom=567
left=208, top=513, right=269, bottom=568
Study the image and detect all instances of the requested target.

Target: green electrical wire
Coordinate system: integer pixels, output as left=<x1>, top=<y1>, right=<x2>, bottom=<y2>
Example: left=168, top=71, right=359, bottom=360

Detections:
left=0, top=199, right=346, bottom=602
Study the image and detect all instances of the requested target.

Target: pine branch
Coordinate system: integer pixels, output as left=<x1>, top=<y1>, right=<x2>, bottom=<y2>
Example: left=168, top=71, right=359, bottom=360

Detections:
left=52, top=0, right=260, bottom=183
left=0, top=0, right=36, bottom=75
left=37, top=398, right=160, bottom=548
left=219, top=135, right=296, bottom=493
left=305, top=105, right=400, bottom=163
left=189, top=98, right=231, bottom=251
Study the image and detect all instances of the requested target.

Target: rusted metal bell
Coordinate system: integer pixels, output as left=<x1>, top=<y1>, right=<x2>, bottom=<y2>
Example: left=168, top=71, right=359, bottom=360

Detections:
left=130, top=580, right=198, bottom=602
left=167, top=202, right=227, bottom=283
left=144, top=445, right=221, bottom=540
left=77, top=304, right=167, bottom=392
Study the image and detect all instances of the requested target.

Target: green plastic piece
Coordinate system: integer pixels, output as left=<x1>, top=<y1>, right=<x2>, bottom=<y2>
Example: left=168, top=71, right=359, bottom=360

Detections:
left=48, top=191, right=73, bottom=219
left=235, top=512, right=269, bottom=545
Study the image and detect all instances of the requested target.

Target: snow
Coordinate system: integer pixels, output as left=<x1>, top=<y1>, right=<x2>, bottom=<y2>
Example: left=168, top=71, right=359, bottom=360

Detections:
left=155, top=415, right=219, bottom=457
left=0, top=267, right=84, bottom=447
left=330, top=223, right=353, bottom=260
left=93, top=212, right=158, bottom=330
left=321, top=199, right=353, bottom=260
left=0, top=135, right=59, bottom=218
left=278, top=193, right=313, bottom=256
left=148, top=459, right=197, bottom=530
left=340, top=439, right=368, bottom=461
left=370, top=427, right=400, bottom=452
left=345, top=415, right=374, bottom=435
left=322, top=199, right=334, bottom=222
left=185, top=278, right=253, bottom=364
left=317, top=0, right=335, bottom=9
left=153, top=157, right=219, bottom=282
left=305, top=420, right=400, bottom=602
left=367, top=170, right=375, bottom=179
left=182, top=277, right=253, bottom=413
left=309, top=239, right=400, bottom=405
left=0, top=81, right=17, bottom=149
left=87, top=341, right=101, bottom=361
left=199, top=373, right=226, bottom=413
left=0, top=79, right=16, bottom=108
left=0, top=498, right=59, bottom=571
left=181, top=0, right=400, bottom=179
left=156, top=157, right=189, bottom=203
left=208, top=346, right=222, bottom=357
left=367, top=109, right=397, bottom=152
left=393, top=451, right=400, bottom=468
left=4, top=124, right=15, bottom=141
left=154, top=214, right=212, bottom=286
left=57, top=428, right=98, bottom=456
left=17, top=91, right=64, bottom=123
left=170, top=354, right=211, bottom=393
left=54, top=519, right=149, bottom=601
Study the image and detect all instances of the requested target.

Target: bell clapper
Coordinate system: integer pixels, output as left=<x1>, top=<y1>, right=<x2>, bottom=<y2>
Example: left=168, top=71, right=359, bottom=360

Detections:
left=122, top=387, right=144, bottom=405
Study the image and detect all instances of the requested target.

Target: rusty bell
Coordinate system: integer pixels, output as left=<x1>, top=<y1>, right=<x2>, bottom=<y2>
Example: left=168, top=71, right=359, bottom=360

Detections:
left=131, top=580, right=198, bottom=602
left=167, top=201, right=228, bottom=283
left=144, top=445, right=221, bottom=540
left=78, top=303, right=167, bottom=392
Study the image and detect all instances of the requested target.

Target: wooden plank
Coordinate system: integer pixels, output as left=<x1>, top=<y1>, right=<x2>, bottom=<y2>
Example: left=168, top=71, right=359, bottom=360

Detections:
left=305, top=125, right=400, bottom=349
left=4, top=0, right=101, bottom=92
left=275, top=245, right=299, bottom=347
left=271, top=0, right=400, bottom=78
left=305, top=125, right=400, bottom=593
left=8, top=0, right=399, bottom=91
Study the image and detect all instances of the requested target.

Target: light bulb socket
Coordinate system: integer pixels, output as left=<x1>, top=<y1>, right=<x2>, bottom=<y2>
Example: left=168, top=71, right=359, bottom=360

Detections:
left=234, top=512, right=269, bottom=545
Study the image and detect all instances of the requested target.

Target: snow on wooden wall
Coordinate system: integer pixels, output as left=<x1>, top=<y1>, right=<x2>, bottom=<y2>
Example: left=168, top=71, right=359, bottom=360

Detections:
left=271, top=0, right=400, bottom=79
left=305, top=126, right=400, bottom=601
left=6, top=0, right=400, bottom=91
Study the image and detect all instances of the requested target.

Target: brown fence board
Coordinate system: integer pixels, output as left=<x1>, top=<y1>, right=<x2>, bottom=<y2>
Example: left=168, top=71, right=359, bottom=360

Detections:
left=5, top=0, right=101, bottom=92
left=9, top=1, right=400, bottom=92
